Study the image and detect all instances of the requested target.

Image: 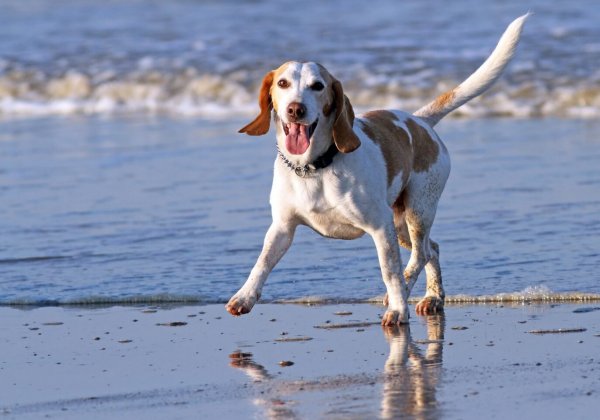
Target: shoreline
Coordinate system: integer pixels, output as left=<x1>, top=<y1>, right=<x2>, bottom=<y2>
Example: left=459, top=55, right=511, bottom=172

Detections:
left=2, top=302, right=598, bottom=419
left=2, top=288, right=600, bottom=308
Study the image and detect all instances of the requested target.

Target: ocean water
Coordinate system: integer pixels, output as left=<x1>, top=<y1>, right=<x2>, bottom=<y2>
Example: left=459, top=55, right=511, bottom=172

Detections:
left=1, top=0, right=599, bottom=305
left=0, top=0, right=600, bottom=119
left=1, top=116, right=599, bottom=305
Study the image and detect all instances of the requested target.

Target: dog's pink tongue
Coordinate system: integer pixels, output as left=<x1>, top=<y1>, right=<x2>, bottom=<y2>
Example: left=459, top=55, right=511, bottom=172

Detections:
left=285, top=123, right=310, bottom=155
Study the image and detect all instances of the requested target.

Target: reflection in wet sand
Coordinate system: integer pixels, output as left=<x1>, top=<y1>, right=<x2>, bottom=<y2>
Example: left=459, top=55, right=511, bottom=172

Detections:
left=229, top=350, right=272, bottom=382
left=228, top=351, right=297, bottom=419
left=228, top=315, right=445, bottom=419
left=381, top=315, right=445, bottom=419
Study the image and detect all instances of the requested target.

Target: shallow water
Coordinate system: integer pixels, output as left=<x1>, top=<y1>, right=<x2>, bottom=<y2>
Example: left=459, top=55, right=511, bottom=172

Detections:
left=1, top=116, right=598, bottom=304
left=1, top=0, right=600, bottom=117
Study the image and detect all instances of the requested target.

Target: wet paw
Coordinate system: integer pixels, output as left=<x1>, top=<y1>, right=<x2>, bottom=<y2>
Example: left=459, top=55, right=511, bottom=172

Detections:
left=226, top=293, right=258, bottom=316
left=415, top=296, right=444, bottom=315
left=381, top=309, right=409, bottom=326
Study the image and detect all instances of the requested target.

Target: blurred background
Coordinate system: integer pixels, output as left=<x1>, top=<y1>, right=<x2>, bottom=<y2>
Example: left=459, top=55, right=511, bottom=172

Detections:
left=1, top=0, right=599, bottom=118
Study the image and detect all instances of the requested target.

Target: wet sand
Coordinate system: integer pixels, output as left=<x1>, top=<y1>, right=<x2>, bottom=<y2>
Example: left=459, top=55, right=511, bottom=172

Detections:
left=1, top=303, right=599, bottom=419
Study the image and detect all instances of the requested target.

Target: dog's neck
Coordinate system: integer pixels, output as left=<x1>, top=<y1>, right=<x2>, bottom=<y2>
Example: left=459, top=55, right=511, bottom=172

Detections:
left=276, top=142, right=338, bottom=177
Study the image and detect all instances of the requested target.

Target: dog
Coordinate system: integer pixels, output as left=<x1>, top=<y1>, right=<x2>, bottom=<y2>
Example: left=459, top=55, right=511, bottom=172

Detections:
left=226, top=14, right=528, bottom=325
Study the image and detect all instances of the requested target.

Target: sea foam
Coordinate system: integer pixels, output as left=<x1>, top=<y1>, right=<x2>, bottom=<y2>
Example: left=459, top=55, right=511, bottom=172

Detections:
left=1, top=69, right=599, bottom=119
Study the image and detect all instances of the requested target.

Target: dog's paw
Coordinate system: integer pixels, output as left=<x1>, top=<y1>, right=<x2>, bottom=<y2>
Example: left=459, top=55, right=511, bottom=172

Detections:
left=381, top=309, right=409, bottom=326
left=226, top=293, right=258, bottom=317
left=415, top=296, right=444, bottom=315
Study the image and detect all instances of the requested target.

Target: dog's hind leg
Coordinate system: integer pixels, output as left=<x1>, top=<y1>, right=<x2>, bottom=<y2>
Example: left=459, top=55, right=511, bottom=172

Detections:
left=416, top=239, right=445, bottom=315
left=403, top=209, right=433, bottom=295
left=402, top=202, right=446, bottom=315
left=384, top=194, right=444, bottom=314
left=402, top=159, right=448, bottom=315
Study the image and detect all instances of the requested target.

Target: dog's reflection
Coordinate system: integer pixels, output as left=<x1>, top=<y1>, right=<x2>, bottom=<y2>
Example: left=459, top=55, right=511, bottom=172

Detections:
left=381, top=315, right=445, bottom=419
left=228, top=350, right=296, bottom=419
left=229, top=315, right=445, bottom=419
left=229, top=350, right=272, bottom=381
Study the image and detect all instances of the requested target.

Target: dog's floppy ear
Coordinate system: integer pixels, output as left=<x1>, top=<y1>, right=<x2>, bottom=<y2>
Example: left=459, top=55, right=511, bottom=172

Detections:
left=331, top=79, right=361, bottom=153
left=239, top=71, right=274, bottom=136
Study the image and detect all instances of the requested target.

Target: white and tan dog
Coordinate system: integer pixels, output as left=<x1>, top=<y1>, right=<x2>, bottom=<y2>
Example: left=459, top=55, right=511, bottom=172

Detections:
left=226, top=15, right=528, bottom=325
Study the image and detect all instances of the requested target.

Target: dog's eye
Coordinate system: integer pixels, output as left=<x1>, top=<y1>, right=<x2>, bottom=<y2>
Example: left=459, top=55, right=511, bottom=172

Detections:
left=277, top=79, right=289, bottom=89
left=310, top=82, right=324, bottom=91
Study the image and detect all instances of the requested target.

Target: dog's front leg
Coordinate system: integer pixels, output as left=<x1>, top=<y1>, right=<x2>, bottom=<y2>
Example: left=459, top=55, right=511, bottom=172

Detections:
left=226, top=221, right=296, bottom=316
left=370, top=219, right=410, bottom=325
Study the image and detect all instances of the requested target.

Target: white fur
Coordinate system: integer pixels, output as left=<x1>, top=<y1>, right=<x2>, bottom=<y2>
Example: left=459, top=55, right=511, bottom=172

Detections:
left=227, top=15, right=527, bottom=324
left=415, top=14, right=530, bottom=126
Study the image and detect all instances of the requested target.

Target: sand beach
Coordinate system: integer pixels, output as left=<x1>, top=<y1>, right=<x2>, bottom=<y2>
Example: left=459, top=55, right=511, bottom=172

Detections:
left=2, top=302, right=599, bottom=419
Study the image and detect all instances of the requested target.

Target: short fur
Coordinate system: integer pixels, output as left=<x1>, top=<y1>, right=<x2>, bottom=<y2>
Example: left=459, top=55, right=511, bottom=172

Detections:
left=227, top=15, right=528, bottom=325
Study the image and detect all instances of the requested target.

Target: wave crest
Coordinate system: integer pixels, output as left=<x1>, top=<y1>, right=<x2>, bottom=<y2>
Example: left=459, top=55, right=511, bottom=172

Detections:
left=1, top=69, right=599, bottom=119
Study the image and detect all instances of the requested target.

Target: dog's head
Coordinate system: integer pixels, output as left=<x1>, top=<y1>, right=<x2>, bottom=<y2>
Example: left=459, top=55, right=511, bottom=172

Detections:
left=239, top=62, right=360, bottom=159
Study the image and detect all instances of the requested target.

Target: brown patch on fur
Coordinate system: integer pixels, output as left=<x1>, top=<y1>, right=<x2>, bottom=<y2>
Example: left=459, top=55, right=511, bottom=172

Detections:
left=392, top=190, right=412, bottom=250
left=268, top=63, right=293, bottom=113
left=322, top=101, right=334, bottom=117
left=393, top=190, right=406, bottom=214
left=359, top=110, right=412, bottom=187
left=431, top=89, right=456, bottom=113
left=331, top=80, right=361, bottom=153
left=316, top=63, right=335, bottom=118
left=239, top=71, right=274, bottom=135
left=239, top=62, right=296, bottom=135
left=406, top=119, right=439, bottom=172
left=315, top=63, right=360, bottom=153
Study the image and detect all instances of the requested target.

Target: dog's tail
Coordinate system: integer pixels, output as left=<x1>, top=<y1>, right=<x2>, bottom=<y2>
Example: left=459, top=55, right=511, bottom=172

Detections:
left=413, top=13, right=530, bottom=127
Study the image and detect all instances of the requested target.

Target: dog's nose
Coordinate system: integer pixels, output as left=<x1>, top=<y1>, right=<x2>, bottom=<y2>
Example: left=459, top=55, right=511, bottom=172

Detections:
left=287, top=102, right=306, bottom=120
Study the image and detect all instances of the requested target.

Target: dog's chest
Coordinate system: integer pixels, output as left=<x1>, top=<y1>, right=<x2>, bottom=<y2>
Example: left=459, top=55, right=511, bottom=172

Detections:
left=304, top=211, right=365, bottom=240
left=291, top=177, right=365, bottom=240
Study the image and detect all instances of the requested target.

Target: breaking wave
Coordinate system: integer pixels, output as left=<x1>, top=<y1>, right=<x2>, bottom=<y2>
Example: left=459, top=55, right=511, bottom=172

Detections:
left=1, top=68, right=599, bottom=119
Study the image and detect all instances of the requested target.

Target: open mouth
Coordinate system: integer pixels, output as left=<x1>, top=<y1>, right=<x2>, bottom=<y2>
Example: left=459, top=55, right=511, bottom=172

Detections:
left=282, top=119, right=318, bottom=139
left=282, top=119, right=318, bottom=155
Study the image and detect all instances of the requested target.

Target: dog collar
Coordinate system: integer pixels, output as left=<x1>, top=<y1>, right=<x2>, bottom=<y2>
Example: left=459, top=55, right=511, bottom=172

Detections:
left=277, top=144, right=339, bottom=177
